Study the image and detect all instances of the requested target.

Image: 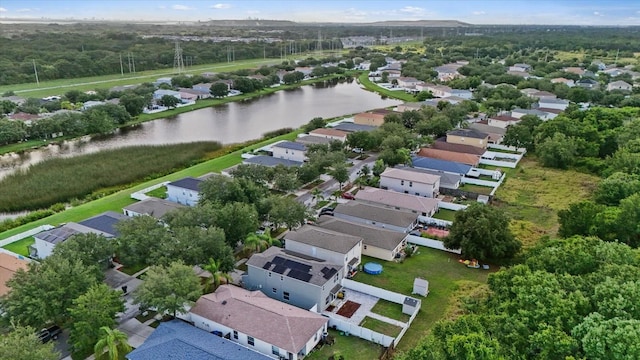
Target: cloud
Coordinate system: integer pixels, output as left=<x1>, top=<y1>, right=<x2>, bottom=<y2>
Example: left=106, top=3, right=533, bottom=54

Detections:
left=158, top=5, right=166, bottom=9
left=172, top=4, right=194, bottom=10
left=399, top=6, right=425, bottom=14
left=593, top=11, right=603, bottom=16
left=472, top=11, right=486, bottom=15
left=211, top=3, right=231, bottom=9
left=0, top=7, right=7, bottom=12
left=17, top=8, right=33, bottom=12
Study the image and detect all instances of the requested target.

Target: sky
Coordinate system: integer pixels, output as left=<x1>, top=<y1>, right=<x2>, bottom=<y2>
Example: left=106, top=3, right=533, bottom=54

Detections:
left=0, top=0, right=639, bottom=25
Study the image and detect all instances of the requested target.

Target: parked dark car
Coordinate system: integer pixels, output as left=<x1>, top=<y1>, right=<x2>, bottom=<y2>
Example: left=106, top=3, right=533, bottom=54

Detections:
left=341, top=192, right=355, bottom=200
left=319, top=207, right=335, bottom=216
left=38, top=325, right=62, bottom=344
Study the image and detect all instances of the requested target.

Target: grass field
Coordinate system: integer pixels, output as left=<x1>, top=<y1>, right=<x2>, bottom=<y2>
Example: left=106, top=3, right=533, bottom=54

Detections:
left=0, top=130, right=300, bottom=241
left=353, top=249, right=491, bottom=354
left=494, top=157, right=600, bottom=249
left=458, top=183, right=494, bottom=195
left=554, top=50, right=638, bottom=64
left=370, top=299, right=410, bottom=323
left=145, top=186, right=167, bottom=199
left=431, top=209, right=457, bottom=222
left=306, top=329, right=383, bottom=360
left=359, top=316, right=403, bottom=338
left=357, top=72, right=417, bottom=102
left=1, top=236, right=34, bottom=256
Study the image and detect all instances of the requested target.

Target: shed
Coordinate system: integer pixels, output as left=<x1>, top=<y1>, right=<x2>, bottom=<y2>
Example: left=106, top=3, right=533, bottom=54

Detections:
left=403, top=296, right=419, bottom=315
left=412, top=278, right=429, bottom=297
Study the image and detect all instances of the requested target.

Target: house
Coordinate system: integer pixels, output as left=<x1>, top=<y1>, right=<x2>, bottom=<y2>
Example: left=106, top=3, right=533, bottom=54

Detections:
left=295, top=135, right=334, bottom=146
left=509, top=63, right=532, bottom=72
left=190, top=284, right=328, bottom=360
left=244, top=246, right=344, bottom=311
left=511, top=108, right=557, bottom=121
left=284, top=225, right=362, bottom=277
left=551, top=77, right=575, bottom=87
left=563, top=67, right=585, bottom=76
left=331, top=122, right=377, bottom=133
left=353, top=109, right=399, bottom=127
left=294, top=67, right=314, bottom=78
left=607, top=80, right=633, bottom=92
left=354, top=186, right=440, bottom=218
left=33, top=222, right=112, bottom=259
left=446, top=129, right=490, bottom=149
left=315, top=216, right=407, bottom=262
left=529, top=90, right=557, bottom=100
left=154, top=77, right=173, bottom=86
left=537, top=98, right=569, bottom=111
left=308, top=128, right=348, bottom=142
left=271, top=141, right=308, bottom=163
left=8, top=112, right=42, bottom=125
left=397, top=77, right=423, bottom=89
left=395, top=166, right=462, bottom=190
left=411, top=156, right=473, bottom=177
left=123, top=198, right=186, bottom=219
left=380, top=167, right=440, bottom=198
left=127, top=319, right=271, bottom=360
left=434, top=64, right=463, bottom=81
left=591, top=61, right=606, bottom=71
left=417, top=148, right=481, bottom=166
left=0, top=95, right=26, bottom=106
left=243, top=155, right=303, bottom=168
left=506, top=70, right=530, bottom=79
left=81, top=100, right=105, bottom=110
left=487, top=115, right=521, bottom=129
left=423, top=84, right=453, bottom=98
left=396, top=102, right=424, bottom=112
left=166, top=177, right=203, bottom=206
left=450, top=89, right=473, bottom=99
left=576, top=78, right=599, bottom=90
left=467, top=123, right=506, bottom=144
left=153, top=89, right=181, bottom=101
left=0, top=253, right=29, bottom=297
left=333, top=201, right=420, bottom=233
left=193, top=83, right=214, bottom=93
left=78, top=211, right=128, bottom=236
left=430, top=139, right=487, bottom=155
left=179, top=87, right=211, bottom=99
left=385, top=70, right=402, bottom=79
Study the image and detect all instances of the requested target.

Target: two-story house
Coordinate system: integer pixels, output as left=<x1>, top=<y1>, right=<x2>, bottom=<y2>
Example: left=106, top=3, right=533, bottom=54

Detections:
left=394, top=166, right=462, bottom=190
left=271, top=141, right=308, bottom=163
left=332, top=201, right=419, bottom=234
left=308, top=128, right=348, bottom=142
left=284, top=225, right=362, bottom=278
left=123, top=198, right=186, bottom=219
left=411, top=156, right=474, bottom=177
left=244, top=247, right=344, bottom=312
left=487, top=115, right=521, bottom=129
left=354, top=186, right=440, bottom=218
left=606, top=80, right=633, bottom=92
left=536, top=98, right=569, bottom=111
left=190, top=285, right=328, bottom=360
left=353, top=109, right=399, bottom=127
left=316, top=216, right=407, bottom=261
left=417, top=148, right=480, bottom=167
left=446, top=129, right=490, bottom=149
left=379, top=167, right=440, bottom=198
left=166, top=177, right=203, bottom=206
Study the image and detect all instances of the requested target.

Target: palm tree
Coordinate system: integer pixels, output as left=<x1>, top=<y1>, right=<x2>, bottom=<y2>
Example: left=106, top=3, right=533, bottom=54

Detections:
left=94, top=327, right=131, bottom=360
left=202, top=258, right=233, bottom=293
left=244, top=230, right=281, bottom=253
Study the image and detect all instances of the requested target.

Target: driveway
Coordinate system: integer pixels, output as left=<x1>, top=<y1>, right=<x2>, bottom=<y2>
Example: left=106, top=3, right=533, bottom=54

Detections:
left=118, top=318, right=155, bottom=348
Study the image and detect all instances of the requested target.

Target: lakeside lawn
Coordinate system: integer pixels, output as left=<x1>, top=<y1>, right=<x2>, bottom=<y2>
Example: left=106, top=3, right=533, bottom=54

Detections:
left=306, top=329, right=383, bottom=360
left=353, top=249, right=491, bottom=354
left=0, top=131, right=300, bottom=241
left=357, top=72, right=418, bottom=102
left=145, top=186, right=167, bottom=199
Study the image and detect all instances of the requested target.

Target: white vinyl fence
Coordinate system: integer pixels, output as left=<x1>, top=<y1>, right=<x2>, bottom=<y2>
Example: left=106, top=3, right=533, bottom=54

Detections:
left=0, top=225, right=54, bottom=247
left=405, top=234, right=462, bottom=254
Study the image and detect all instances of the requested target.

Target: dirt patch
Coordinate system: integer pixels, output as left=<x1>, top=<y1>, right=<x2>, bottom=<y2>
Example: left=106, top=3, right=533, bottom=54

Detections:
left=326, top=305, right=336, bottom=312
left=336, top=300, right=361, bottom=318
left=425, top=227, right=449, bottom=238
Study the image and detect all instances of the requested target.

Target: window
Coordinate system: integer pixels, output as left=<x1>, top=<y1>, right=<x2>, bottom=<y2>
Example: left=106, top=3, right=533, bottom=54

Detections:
left=248, top=336, right=255, bottom=346
left=280, top=276, right=284, bottom=281
left=272, top=345, right=279, bottom=356
left=409, top=181, right=413, bottom=187
left=364, top=245, right=368, bottom=250
left=284, top=292, right=290, bottom=301
left=400, top=180, right=405, bottom=185
left=233, top=330, right=238, bottom=340
left=404, top=190, right=408, bottom=194
left=272, top=287, right=277, bottom=293
left=415, top=192, right=420, bottom=196
left=268, top=272, right=271, bottom=277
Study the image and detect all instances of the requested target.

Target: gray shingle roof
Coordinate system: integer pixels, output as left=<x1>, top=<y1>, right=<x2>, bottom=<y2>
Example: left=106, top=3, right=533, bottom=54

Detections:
left=315, top=216, right=407, bottom=251
left=354, top=187, right=440, bottom=215
left=78, top=211, right=128, bottom=237
left=273, top=141, right=306, bottom=151
left=431, top=139, right=487, bottom=155
left=332, top=123, right=377, bottom=133
left=411, top=156, right=472, bottom=175
left=124, top=198, right=186, bottom=219
left=334, top=201, right=418, bottom=228
left=243, top=155, right=303, bottom=168
left=447, top=128, right=489, bottom=140
left=284, top=225, right=363, bottom=254
left=126, top=319, right=271, bottom=360
left=168, top=177, right=203, bottom=192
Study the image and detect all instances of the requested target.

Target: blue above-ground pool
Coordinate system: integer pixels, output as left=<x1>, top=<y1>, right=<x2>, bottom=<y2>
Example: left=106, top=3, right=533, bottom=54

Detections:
left=363, top=262, right=383, bottom=275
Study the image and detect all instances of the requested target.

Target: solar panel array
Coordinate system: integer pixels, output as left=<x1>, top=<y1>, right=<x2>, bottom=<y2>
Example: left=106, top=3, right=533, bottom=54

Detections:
left=265, top=256, right=315, bottom=282
left=320, top=267, right=338, bottom=280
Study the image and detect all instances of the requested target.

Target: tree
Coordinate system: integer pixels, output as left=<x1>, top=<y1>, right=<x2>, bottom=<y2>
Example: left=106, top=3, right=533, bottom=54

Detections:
left=0, top=99, right=17, bottom=115
left=119, top=93, right=146, bottom=116
left=273, top=170, right=300, bottom=193
left=616, top=193, right=640, bottom=247
left=212, top=202, right=260, bottom=247
left=231, top=164, right=273, bottom=186
left=444, top=203, right=521, bottom=261
left=267, top=196, right=309, bottom=230
left=503, top=124, right=534, bottom=151
left=18, top=98, right=42, bottom=114
left=202, top=258, right=233, bottom=293
left=416, top=116, right=453, bottom=138
left=133, top=261, right=202, bottom=317
left=233, top=77, right=256, bottom=93
left=199, top=175, right=267, bottom=206
left=302, top=117, right=325, bottom=132
left=372, top=159, right=386, bottom=177
left=166, top=226, right=234, bottom=269
left=0, top=324, right=59, bottom=360
left=331, top=163, right=350, bottom=190
left=115, top=216, right=171, bottom=267
left=159, top=94, right=180, bottom=108
left=594, top=172, right=640, bottom=206
left=2, top=257, right=100, bottom=327
left=94, top=327, right=132, bottom=360
left=209, top=82, right=229, bottom=98
left=64, top=89, right=83, bottom=103
left=415, top=91, right=432, bottom=101
left=297, top=164, right=320, bottom=184
left=244, top=230, right=281, bottom=253
left=84, top=110, right=115, bottom=135
left=69, top=284, right=125, bottom=358
left=52, top=233, right=115, bottom=270
left=0, top=119, right=27, bottom=145
left=536, top=132, right=577, bottom=169
left=572, top=314, right=640, bottom=360
left=557, top=201, right=604, bottom=238
left=401, top=110, right=424, bottom=129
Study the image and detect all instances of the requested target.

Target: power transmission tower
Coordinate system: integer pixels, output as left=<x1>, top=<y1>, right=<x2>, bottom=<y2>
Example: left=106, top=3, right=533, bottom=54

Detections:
left=32, top=60, right=39, bottom=85
left=119, top=54, right=124, bottom=76
left=317, top=30, right=323, bottom=53
left=173, top=41, right=185, bottom=74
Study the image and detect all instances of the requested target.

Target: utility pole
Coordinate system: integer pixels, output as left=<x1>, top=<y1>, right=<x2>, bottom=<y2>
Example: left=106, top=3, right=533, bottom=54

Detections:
left=317, top=30, right=323, bottom=54
left=615, top=49, right=620, bottom=64
left=132, top=53, right=136, bottom=73
left=32, top=60, right=39, bottom=85
left=127, top=53, right=132, bottom=73
left=119, top=54, right=124, bottom=76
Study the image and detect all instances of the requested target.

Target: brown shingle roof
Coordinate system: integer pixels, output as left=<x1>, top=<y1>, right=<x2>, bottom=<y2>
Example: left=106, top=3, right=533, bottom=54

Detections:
left=316, top=216, right=406, bottom=251
left=0, top=253, right=29, bottom=297
left=354, top=187, right=440, bottom=215
left=417, top=148, right=480, bottom=166
left=190, top=285, right=328, bottom=354
left=309, top=128, right=348, bottom=138
left=284, top=225, right=362, bottom=254
left=431, top=140, right=487, bottom=155
left=333, top=201, right=418, bottom=228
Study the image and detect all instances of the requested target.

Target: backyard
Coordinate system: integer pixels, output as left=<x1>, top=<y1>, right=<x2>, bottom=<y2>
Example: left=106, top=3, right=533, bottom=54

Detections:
left=359, top=316, right=402, bottom=338
left=431, top=209, right=457, bottom=222
left=306, top=329, right=383, bottom=360
left=370, top=299, right=410, bottom=323
left=2, top=236, right=34, bottom=257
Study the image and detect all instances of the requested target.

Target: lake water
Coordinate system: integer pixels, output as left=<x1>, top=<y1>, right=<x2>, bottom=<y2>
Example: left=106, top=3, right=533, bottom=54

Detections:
left=0, top=79, right=401, bottom=179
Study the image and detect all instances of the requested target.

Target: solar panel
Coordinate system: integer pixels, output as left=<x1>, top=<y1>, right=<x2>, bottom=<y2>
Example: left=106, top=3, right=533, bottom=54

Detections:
left=289, top=270, right=312, bottom=283
left=262, top=262, right=272, bottom=270
left=272, top=256, right=286, bottom=265
left=323, top=268, right=338, bottom=280
left=273, top=265, right=287, bottom=274
left=298, top=272, right=312, bottom=282
left=321, top=267, right=329, bottom=275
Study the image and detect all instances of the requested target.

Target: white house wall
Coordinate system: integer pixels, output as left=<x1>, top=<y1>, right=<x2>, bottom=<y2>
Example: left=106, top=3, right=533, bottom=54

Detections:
left=379, top=177, right=438, bottom=198
left=34, top=238, right=55, bottom=259
left=272, top=147, right=307, bottom=163
left=166, top=185, right=199, bottom=206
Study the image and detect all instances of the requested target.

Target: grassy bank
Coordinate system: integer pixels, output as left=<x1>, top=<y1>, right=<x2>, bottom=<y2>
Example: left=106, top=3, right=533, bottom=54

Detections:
left=0, top=142, right=223, bottom=212
left=0, top=131, right=300, bottom=241
left=357, top=72, right=417, bottom=102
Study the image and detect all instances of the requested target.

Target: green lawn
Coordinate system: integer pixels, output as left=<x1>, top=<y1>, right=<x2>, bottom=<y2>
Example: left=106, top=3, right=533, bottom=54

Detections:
left=359, top=316, right=403, bottom=338
left=119, top=263, right=147, bottom=276
left=370, top=299, right=410, bottom=323
left=459, top=183, right=495, bottom=195
left=145, top=186, right=167, bottom=199
left=1, top=236, right=34, bottom=256
left=357, top=72, right=417, bottom=102
left=306, top=329, right=383, bottom=360
left=0, top=131, right=300, bottom=241
left=431, top=209, right=457, bottom=222
left=353, top=249, right=491, bottom=353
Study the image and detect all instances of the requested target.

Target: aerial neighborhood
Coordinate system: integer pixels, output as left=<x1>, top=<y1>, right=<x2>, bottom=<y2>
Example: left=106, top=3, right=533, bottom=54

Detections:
left=0, top=9, right=639, bottom=360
